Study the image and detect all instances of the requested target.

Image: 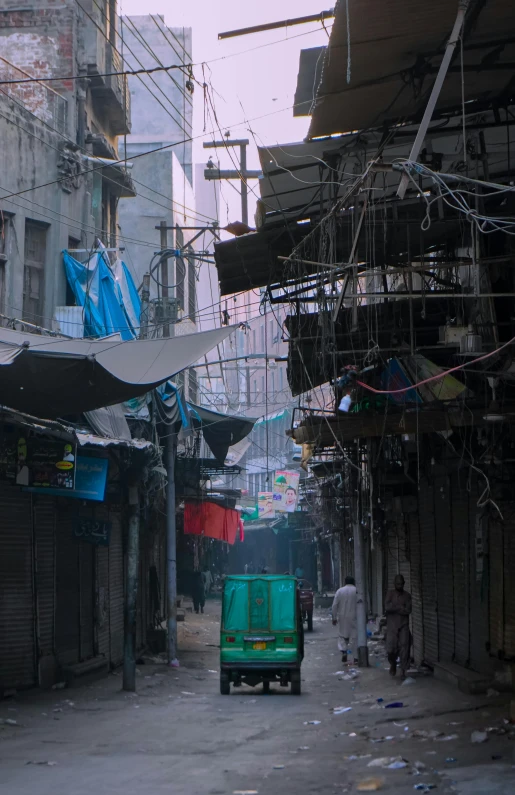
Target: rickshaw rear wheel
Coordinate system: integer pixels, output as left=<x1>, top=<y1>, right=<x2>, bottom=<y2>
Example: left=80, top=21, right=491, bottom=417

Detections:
left=291, top=670, right=301, bottom=695
left=262, top=680, right=270, bottom=694
left=307, top=612, right=313, bottom=632
left=220, top=672, right=230, bottom=695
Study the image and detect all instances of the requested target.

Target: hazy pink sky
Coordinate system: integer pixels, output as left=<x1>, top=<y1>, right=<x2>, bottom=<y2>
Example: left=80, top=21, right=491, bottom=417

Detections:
left=120, top=0, right=330, bottom=223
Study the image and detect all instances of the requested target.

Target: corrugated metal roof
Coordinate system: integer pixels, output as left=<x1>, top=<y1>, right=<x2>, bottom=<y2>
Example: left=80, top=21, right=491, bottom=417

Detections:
left=309, top=0, right=515, bottom=138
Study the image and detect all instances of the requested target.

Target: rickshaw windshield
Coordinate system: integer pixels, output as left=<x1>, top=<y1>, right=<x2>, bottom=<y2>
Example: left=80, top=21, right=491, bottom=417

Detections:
left=222, top=576, right=296, bottom=633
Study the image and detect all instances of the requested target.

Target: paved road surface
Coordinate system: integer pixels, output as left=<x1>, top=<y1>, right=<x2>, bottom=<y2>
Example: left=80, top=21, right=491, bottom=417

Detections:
left=1, top=601, right=514, bottom=794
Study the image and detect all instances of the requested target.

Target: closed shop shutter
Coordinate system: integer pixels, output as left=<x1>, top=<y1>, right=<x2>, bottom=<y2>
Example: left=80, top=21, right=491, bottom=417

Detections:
left=79, top=542, right=95, bottom=660
left=55, top=503, right=80, bottom=665
left=502, top=511, right=515, bottom=659
left=96, top=544, right=110, bottom=660
left=451, top=472, right=470, bottom=667
left=409, top=512, right=424, bottom=666
left=109, top=510, right=124, bottom=667
left=419, top=478, right=438, bottom=665
left=434, top=475, right=455, bottom=663
left=489, top=517, right=504, bottom=657
left=469, top=472, right=491, bottom=673
left=0, top=483, right=35, bottom=689
left=33, top=495, right=56, bottom=679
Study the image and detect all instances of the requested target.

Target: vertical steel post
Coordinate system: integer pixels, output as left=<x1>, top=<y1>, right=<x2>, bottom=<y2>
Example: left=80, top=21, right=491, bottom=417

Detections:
left=240, top=143, right=248, bottom=226
left=159, top=221, right=170, bottom=338
left=316, top=539, right=323, bottom=594
left=351, top=450, right=369, bottom=667
left=123, top=485, right=140, bottom=692
left=166, top=433, right=178, bottom=664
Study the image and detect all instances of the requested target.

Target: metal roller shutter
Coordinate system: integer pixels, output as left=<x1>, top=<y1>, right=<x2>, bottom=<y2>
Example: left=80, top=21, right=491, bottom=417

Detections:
left=109, top=510, right=124, bottom=667
left=451, top=472, right=470, bottom=667
left=502, top=512, right=515, bottom=659
left=96, top=544, right=110, bottom=661
left=469, top=472, right=491, bottom=673
left=55, top=503, right=80, bottom=665
left=33, top=495, right=56, bottom=681
left=434, top=475, right=455, bottom=663
left=79, top=542, right=95, bottom=660
left=409, top=512, right=424, bottom=666
left=419, top=478, right=438, bottom=665
left=0, top=483, right=35, bottom=690
left=489, top=517, right=504, bottom=657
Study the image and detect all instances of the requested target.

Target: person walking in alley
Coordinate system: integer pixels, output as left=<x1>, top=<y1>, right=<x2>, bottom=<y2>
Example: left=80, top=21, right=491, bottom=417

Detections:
left=331, top=576, right=357, bottom=663
left=191, top=570, right=206, bottom=614
left=202, top=566, right=213, bottom=595
left=385, top=574, right=412, bottom=680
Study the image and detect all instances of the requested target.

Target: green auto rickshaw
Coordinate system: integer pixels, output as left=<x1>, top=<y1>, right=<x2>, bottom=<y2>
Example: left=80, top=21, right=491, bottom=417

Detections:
left=220, top=574, right=304, bottom=695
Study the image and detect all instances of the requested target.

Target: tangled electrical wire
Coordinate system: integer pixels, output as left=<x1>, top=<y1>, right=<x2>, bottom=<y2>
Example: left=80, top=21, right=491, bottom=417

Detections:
left=394, top=159, right=515, bottom=237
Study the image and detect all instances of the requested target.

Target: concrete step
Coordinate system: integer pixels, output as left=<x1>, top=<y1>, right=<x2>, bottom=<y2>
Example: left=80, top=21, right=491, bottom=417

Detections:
left=63, top=656, right=109, bottom=683
left=433, top=661, right=492, bottom=694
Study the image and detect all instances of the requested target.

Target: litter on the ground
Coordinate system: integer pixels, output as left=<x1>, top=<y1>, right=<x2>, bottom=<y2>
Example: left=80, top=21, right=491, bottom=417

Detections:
left=385, top=702, right=404, bottom=709
left=304, top=720, right=321, bottom=725
left=394, top=722, right=408, bottom=727
left=368, top=757, right=406, bottom=769
left=357, top=778, right=384, bottom=791
left=413, top=762, right=426, bottom=771
left=402, top=677, right=416, bottom=686
left=487, top=688, right=500, bottom=697
left=51, top=682, right=66, bottom=690
left=333, top=706, right=353, bottom=714
left=233, top=791, right=258, bottom=795
left=435, top=734, right=459, bottom=742
left=377, top=698, right=384, bottom=703
left=0, top=718, right=18, bottom=726
left=445, top=758, right=457, bottom=764
left=273, top=764, right=285, bottom=769
left=26, top=761, right=57, bottom=766
left=471, top=731, right=488, bottom=744
left=414, top=785, right=437, bottom=792
left=298, top=746, right=310, bottom=751
left=180, top=691, right=195, bottom=696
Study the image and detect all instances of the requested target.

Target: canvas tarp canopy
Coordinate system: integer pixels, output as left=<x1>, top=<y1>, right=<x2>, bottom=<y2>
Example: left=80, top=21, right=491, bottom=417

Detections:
left=0, top=325, right=235, bottom=417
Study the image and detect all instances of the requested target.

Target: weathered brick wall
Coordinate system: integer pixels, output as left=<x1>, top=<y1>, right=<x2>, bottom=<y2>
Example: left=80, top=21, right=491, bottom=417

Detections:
left=0, top=4, right=76, bottom=97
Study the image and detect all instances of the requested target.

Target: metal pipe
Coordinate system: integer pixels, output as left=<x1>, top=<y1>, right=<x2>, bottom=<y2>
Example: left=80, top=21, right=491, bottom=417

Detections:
left=352, top=467, right=369, bottom=668
left=166, top=433, right=178, bottom=665
left=218, top=10, right=335, bottom=40
left=240, top=142, right=248, bottom=227
left=397, top=0, right=471, bottom=199
left=123, top=485, right=140, bottom=692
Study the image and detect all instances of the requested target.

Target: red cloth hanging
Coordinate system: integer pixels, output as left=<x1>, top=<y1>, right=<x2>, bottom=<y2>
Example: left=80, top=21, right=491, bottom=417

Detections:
left=184, top=501, right=240, bottom=545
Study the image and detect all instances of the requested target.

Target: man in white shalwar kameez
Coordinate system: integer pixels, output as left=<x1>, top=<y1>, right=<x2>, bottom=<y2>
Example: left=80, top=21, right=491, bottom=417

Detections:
left=331, top=576, right=357, bottom=663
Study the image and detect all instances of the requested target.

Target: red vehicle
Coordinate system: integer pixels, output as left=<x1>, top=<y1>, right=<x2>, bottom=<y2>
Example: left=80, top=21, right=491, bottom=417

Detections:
left=298, top=579, right=314, bottom=632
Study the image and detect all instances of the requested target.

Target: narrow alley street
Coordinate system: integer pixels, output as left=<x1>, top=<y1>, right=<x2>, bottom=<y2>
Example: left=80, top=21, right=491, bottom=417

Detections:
left=1, top=604, right=514, bottom=795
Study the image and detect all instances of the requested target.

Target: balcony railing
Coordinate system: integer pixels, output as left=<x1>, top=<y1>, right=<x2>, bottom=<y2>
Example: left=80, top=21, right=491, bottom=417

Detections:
left=0, top=57, right=67, bottom=134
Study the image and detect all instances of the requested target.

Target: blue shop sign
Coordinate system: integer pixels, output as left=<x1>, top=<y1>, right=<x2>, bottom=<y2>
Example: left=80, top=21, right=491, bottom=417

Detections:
left=24, top=456, right=108, bottom=501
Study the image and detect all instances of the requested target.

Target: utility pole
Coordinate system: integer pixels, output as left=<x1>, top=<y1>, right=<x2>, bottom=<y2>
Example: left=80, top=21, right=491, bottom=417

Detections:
left=123, top=484, right=140, bottom=691
left=156, top=220, right=179, bottom=666
left=351, top=448, right=369, bottom=667
left=203, top=139, right=261, bottom=226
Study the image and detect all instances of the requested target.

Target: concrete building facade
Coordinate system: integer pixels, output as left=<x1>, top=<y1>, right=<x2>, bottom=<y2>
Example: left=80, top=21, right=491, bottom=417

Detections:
left=0, top=0, right=133, bottom=330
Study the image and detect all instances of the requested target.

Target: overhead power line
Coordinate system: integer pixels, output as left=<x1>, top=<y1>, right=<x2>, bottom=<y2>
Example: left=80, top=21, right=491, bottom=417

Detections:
left=0, top=62, right=188, bottom=86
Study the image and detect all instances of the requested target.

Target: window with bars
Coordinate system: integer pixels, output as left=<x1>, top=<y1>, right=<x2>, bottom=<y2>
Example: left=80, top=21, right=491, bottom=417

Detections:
left=23, top=221, right=47, bottom=323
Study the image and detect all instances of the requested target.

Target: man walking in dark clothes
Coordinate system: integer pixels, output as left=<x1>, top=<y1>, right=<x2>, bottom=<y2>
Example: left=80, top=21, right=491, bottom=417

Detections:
left=385, top=574, right=412, bottom=680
